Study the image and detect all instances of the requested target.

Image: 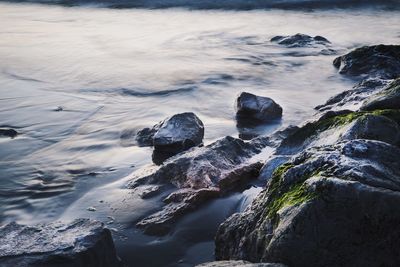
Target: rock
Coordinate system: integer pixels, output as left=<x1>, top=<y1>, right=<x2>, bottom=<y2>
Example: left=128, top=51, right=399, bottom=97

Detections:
left=215, top=140, right=400, bottom=267
left=136, top=112, right=205, bottom=163
left=271, top=34, right=330, bottom=48
left=361, top=77, right=400, bottom=111
left=153, top=112, right=204, bottom=151
left=258, top=155, right=291, bottom=182
left=0, top=128, right=18, bottom=138
left=197, top=260, right=287, bottom=267
left=136, top=188, right=221, bottom=235
left=276, top=109, right=400, bottom=155
left=135, top=126, right=160, bottom=147
left=128, top=133, right=282, bottom=235
left=333, top=45, right=400, bottom=79
left=341, top=114, right=400, bottom=146
left=138, top=185, right=162, bottom=199
left=0, top=219, right=122, bottom=267
left=315, top=78, right=390, bottom=112
left=236, top=92, right=282, bottom=125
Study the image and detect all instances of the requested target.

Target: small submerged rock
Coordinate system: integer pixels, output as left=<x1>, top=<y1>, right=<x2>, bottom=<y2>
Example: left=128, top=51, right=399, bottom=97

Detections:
left=236, top=92, right=282, bottom=125
left=0, top=219, right=122, bottom=267
left=0, top=128, right=18, bottom=138
left=136, top=112, right=204, bottom=164
left=333, top=44, right=400, bottom=79
left=54, top=106, right=63, bottom=112
left=271, top=33, right=330, bottom=48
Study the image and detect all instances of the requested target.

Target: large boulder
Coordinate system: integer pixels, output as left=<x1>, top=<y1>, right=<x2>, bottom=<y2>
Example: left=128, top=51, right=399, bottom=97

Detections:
left=236, top=92, right=282, bottom=125
left=333, top=45, right=400, bottom=79
left=271, top=33, right=330, bottom=48
left=215, top=140, right=400, bottom=267
left=136, top=112, right=205, bottom=164
left=0, top=219, right=122, bottom=267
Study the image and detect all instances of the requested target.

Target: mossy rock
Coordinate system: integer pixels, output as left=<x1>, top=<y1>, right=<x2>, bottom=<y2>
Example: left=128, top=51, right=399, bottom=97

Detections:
left=361, top=78, right=400, bottom=111
left=277, top=108, right=400, bottom=154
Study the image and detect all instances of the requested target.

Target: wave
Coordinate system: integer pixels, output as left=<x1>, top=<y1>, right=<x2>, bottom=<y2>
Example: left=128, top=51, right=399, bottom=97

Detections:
left=3, top=0, right=400, bottom=10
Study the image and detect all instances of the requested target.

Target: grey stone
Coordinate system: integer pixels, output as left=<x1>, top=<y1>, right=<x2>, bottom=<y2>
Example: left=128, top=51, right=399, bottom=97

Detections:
left=0, top=219, right=122, bottom=267
left=236, top=92, right=282, bottom=124
left=333, top=45, right=400, bottom=79
left=341, top=114, right=400, bottom=146
left=129, top=135, right=273, bottom=235
left=271, top=34, right=330, bottom=48
left=315, top=78, right=389, bottom=112
left=361, top=78, right=400, bottom=111
left=136, top=112, right=205, bottom=164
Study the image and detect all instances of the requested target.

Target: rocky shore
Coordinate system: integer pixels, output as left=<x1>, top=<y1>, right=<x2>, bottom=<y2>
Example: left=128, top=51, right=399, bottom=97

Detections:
left=211, top=44, right=400, bottom=267
left=1, top=41, right=399, bottom=266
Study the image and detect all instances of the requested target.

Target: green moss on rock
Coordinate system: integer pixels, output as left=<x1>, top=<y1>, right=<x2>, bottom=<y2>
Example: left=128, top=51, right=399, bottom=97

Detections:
left=266, top=183, right=317, bottom=219
left=266, top=163, right=320, bottom=222
left=268, top=163, right=294, bottom=192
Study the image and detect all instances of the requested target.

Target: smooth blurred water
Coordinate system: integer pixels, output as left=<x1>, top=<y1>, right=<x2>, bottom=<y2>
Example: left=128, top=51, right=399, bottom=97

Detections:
left=0, top=2, right=399, bottom=265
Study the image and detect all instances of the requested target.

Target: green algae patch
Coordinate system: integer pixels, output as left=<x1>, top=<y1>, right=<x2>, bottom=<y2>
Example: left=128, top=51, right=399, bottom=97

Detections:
left=268, top=163, right=294, bottom=192
left=266, top=163, right=320, bottom=223
left=266, top=183, right=317, bottom=219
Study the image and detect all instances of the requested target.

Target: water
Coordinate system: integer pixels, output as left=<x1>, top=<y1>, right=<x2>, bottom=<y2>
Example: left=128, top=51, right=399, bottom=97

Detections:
left=0, top=2, right=399, bottom=266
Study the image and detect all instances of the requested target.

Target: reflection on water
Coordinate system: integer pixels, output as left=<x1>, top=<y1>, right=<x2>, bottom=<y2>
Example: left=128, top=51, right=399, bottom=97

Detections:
left=0, top=2, right=399, bottom=265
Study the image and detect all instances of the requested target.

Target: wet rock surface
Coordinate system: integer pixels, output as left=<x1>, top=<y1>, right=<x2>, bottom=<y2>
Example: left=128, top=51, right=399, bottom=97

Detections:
left=236, top=92, right=282, bottom=125
left=127, top=129, right=296, bottom=235
left=341, top=114, right=400, bottom=145
left=136, top=125, right=160, bottom=146
left=0, top=219, right=122, bottom=267
left=271, top=33, right=330, bottom=48
left=0, top=128, right=18, bottom=138
left=315, top=78, right=390, bottom=112
left=136, top=112, right=205, bottom=163
left=197, top=261, right=287, bottom=267
left=276, top=108, right=400, bottom=155
left=333, top=44, right=400, bottom=79
left=361, top=77, right=400, bottom=111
